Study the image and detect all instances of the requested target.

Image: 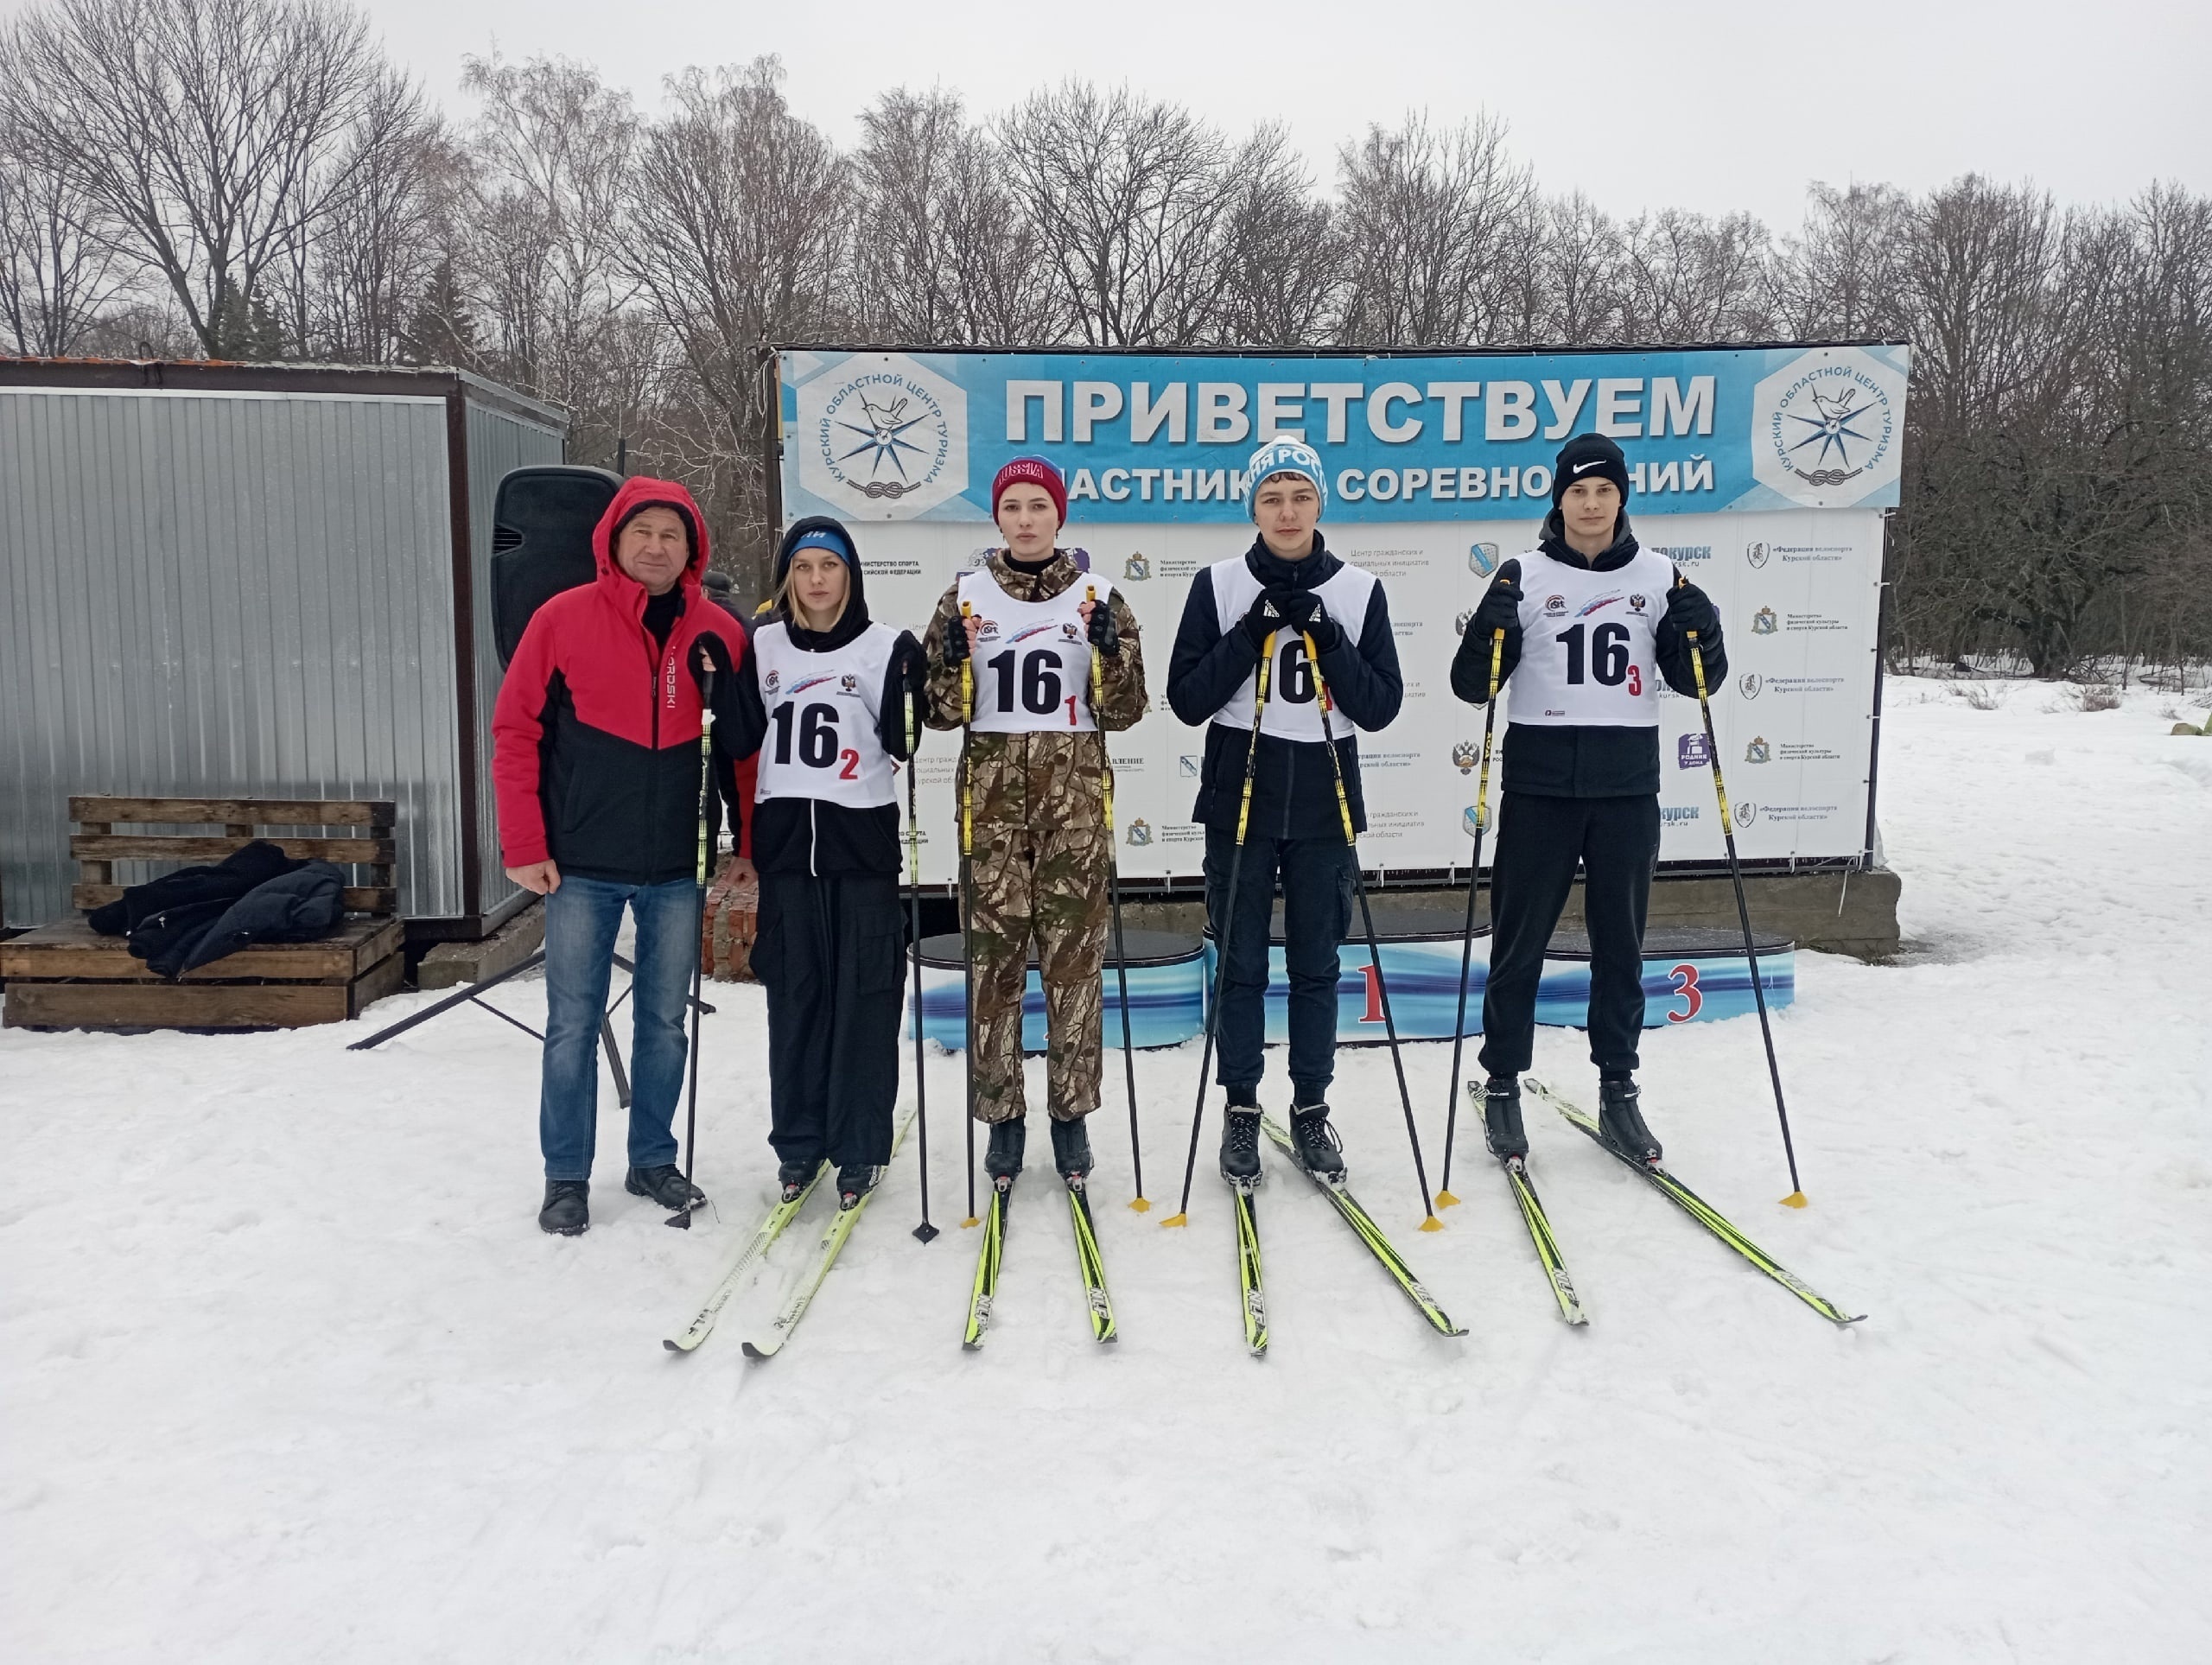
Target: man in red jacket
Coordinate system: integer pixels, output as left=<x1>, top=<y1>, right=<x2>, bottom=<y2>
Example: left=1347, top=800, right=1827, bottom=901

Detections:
left=493, top=476, right=754, bottom=1235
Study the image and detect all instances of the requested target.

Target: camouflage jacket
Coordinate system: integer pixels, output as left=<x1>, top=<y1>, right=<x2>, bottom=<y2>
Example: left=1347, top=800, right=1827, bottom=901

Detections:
left=921, top=550, right=1148, bottom=833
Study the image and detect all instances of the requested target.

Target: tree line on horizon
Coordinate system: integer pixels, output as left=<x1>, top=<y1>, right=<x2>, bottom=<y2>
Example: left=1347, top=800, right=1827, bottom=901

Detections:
left=3, top=0, right=2207, bottom=683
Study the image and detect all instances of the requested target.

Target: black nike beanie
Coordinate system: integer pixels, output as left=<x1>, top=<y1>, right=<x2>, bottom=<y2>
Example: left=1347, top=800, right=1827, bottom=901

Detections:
left=1551, top=434, right=1631, bottom=507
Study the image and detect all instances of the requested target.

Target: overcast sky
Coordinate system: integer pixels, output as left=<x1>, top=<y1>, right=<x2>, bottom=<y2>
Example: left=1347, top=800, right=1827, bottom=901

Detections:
left=20, top=0, right=2212, bottom=226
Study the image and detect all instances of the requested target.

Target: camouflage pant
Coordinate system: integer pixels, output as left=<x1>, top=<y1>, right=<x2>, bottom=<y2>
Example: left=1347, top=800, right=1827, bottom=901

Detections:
left=963, top=824, right=1109, bottom=1122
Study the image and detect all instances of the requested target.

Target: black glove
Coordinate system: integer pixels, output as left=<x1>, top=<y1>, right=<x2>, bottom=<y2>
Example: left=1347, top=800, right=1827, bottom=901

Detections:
left=899, top=646, right=929, bottom=699
left=939, top=610, right=970, bottom=666
left=692, top=629, right=738, bottom=695
left=1240, top=590, right=1291, bottom=652
left=1470, top=572, right=1523, bottom=640
left=1281, top=591, right=1341, bottom=654
left=1087, top=598, right=1120, bottom=653
left=1664, top=581, right=1720, bottom=641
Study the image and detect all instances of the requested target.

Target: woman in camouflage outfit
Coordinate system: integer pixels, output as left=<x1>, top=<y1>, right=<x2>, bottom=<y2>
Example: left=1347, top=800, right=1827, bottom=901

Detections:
left=923, top=456, right=1147, bottom=1186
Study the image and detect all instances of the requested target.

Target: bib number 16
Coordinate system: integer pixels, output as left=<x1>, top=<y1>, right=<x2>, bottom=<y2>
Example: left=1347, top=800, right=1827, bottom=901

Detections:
left=770, top=701, right=860, bottom=775
left=987, top=646, right=1082, bottom=724
left=1554, top=620, right=1641, bottom=694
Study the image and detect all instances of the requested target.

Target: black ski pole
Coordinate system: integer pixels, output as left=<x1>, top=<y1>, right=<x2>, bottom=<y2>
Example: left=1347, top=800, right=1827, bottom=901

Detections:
left=1675, top=572, right=1808, bottom=1207
left=1306, top=633, right=1443, bottom=1232
left=1088, top=585, right=1148, bottom=1212
left=906, top=671, right=939, bottom=1243
left=957, top=601, right=981, bottom=1229
left=1439, top=557, right=1519, bottom=1206
left=670, top=654, right=717, bottom=1230
left=1164, top=619, right=1279, bottom=1227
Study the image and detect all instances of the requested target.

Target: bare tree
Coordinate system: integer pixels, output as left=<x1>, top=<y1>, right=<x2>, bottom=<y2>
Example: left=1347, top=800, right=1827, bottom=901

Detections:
left=1209, top=124, right=1342, bottom=347
left=850, top=87, right=1061, bottom=344
left=2, top=0, right=403, bottom=358
left=0, top=110, right=121, bottom=353
left=1617, top=208, right=1772, bottom=342
left=1770, top=181, right=1908, bottom=340
left=455, top=52, right=639, bottom=408
left=620, top=57, right=849, bottom=587
left=1335, top=111, right=1534, bottom=346
left=1543, top=192, right=1630, bottom=345
left=997, top=82, right=1241, bottom=346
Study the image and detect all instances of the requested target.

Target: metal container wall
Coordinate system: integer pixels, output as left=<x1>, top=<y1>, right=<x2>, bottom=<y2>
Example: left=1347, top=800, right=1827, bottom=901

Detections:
left=0, top=376, right=558, bottom=929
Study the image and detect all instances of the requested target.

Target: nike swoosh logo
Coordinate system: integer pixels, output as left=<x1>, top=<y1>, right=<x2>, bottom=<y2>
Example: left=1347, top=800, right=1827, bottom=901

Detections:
left=1573, top=459, right=1606, bottom=474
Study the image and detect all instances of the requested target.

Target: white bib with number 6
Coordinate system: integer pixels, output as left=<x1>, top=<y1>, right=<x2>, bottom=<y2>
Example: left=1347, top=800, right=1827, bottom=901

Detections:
left=1203, top=556, right=1378, bottom=740
left=752, top=620, right=897, bottom=808
left=958, top=567, right=1106, bottom=734
left=1506, top=545, right=1676, bottom=728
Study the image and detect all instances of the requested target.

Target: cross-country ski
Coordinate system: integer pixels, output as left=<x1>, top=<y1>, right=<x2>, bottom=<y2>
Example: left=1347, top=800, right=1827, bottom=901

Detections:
left=1525, top=1077, right=1864, bottom=1326
left=741, top=1109, right=918, bottom=1361
left=664, top=1159, right=829, bottom=1352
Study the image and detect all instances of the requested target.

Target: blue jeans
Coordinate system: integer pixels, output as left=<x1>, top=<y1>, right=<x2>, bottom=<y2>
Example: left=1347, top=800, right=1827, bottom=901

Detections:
left=1205, top=829, right=1356, bottom=1105
left=539, top=874, right=699, bottom=1181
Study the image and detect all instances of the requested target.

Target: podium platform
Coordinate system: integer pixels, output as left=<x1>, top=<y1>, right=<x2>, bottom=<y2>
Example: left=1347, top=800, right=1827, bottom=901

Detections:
left=909, top=912, right=1791, bottom=1052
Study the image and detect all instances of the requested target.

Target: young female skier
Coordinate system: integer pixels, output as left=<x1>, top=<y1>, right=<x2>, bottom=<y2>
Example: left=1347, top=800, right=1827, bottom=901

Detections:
left=722, top=517, right=927, bottom=1206
left=920, top=457, right=1147, bottom=1189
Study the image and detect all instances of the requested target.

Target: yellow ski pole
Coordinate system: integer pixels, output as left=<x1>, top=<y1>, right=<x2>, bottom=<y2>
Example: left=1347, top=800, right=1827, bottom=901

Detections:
left=1305, top=632, right=1444, bottom=1233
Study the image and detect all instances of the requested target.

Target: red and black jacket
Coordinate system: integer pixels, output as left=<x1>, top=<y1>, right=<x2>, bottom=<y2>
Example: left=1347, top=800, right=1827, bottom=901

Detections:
left=492, top=476, right=755, bottom=886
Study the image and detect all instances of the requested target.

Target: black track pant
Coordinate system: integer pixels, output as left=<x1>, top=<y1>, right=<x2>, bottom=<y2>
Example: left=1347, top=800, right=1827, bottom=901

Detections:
left=753, top=870, right=904, bottom=1168
left=1478, top=792, right=1660, bottom=1077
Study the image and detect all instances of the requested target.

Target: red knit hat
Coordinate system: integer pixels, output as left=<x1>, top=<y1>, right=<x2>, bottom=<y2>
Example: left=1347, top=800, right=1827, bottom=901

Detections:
left=990, top=455, right=1066, bottom=529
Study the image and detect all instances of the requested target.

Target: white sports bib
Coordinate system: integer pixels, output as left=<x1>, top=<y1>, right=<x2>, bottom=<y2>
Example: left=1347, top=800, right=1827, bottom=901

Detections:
left=957, top=567, right=1108, bottom=734
left=752, top=620, right=898, bottom=807
left=1505, top=546, right=1676, bottom=728
left=1205, top=556, right=1379, bottom=740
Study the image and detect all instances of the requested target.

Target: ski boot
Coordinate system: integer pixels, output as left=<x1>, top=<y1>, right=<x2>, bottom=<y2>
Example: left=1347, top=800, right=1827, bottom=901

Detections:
left=1287, top=1100, right=1346, bottom=1182
left=777, top=1159, right=817, bottom=1204
left=984, top=1116, right=1027, bottom=1185
left=626, top=1164, right=706, bottom=1213
left=1218, top=1099, right=1263, bottom=1190
left=1483, top=1074, right=1529, bottom=1160
left=537, top=1179, right=588, bottom=1236
left=1050, top=1115, right=1093, bottom=1187
left=1598, top=1075, right=1662, bottom=1166
left=836, top=1163, right=882, bottom=1209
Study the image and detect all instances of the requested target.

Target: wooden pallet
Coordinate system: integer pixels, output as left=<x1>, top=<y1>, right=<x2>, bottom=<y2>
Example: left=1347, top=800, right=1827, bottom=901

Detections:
left=67, top=794, right=397, bottom=915
left=2, top=795, right=404, bottom=1031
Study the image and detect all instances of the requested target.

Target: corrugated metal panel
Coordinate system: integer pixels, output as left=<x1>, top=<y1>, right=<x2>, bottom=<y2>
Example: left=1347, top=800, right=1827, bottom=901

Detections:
left=462, top=398, right=564, bottom=918
left=0, top=388, right=463, bottom=925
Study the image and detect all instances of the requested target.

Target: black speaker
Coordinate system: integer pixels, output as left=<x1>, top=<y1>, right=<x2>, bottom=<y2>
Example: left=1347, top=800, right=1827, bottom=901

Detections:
left=490, top=466, right=624, bottom=668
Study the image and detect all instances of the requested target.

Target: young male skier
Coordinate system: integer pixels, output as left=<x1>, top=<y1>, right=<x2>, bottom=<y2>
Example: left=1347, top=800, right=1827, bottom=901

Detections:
left=921, top=457, right=1147, bottom=1188
left=1451, top=433, right=1726, bottom=1164
left=1166, top=438, right=1403, bottom=1186
left=719, top=518, right=925, bottom=1208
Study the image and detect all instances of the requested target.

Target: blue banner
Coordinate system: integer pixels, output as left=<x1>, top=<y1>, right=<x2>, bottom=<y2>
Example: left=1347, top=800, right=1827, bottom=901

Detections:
left=779, top=343, right=1910, bottom=526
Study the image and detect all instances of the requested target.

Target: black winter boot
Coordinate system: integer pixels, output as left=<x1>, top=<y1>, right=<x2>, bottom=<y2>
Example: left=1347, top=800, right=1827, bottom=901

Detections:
left=1598, top=1076, right=1662, bottom=1165
left=626, top=1165, right=707, bottom=1212
left=836, top=1163, right=881, bottom=1208
left=1483, top=1075, right=1529, bottom=1160
left=1050, top=1116, right=1093, bottom=1186
left=538, top=1179, right=589, bottom=1236
left=778, top=1160, right=817, bottom=1204
left=1218, top=1108, right=1262, bottom=1189
left=1287, top=1102, right=1346, bottom=1180
left=984, top=1117, right=1027, bottom=1182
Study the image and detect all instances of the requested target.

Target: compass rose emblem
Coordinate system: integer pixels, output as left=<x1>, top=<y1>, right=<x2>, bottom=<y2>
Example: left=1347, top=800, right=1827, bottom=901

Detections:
left=834, top=392, right=930, bottom=498
left=1783, top=386, right=1876, bottom=484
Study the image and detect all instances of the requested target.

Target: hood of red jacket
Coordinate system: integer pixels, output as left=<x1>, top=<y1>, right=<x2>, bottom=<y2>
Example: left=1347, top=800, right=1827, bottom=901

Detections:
left=592, top=475, right=710, bottom=613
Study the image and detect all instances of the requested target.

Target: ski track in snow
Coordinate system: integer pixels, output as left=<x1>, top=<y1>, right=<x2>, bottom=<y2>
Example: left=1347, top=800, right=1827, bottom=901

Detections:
left=3, top=682, right=2209, bottom=1662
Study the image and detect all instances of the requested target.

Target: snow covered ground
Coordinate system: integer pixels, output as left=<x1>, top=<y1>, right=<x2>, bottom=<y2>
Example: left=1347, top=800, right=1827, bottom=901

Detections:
left=5, top=679, right=2210, bottom=1663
